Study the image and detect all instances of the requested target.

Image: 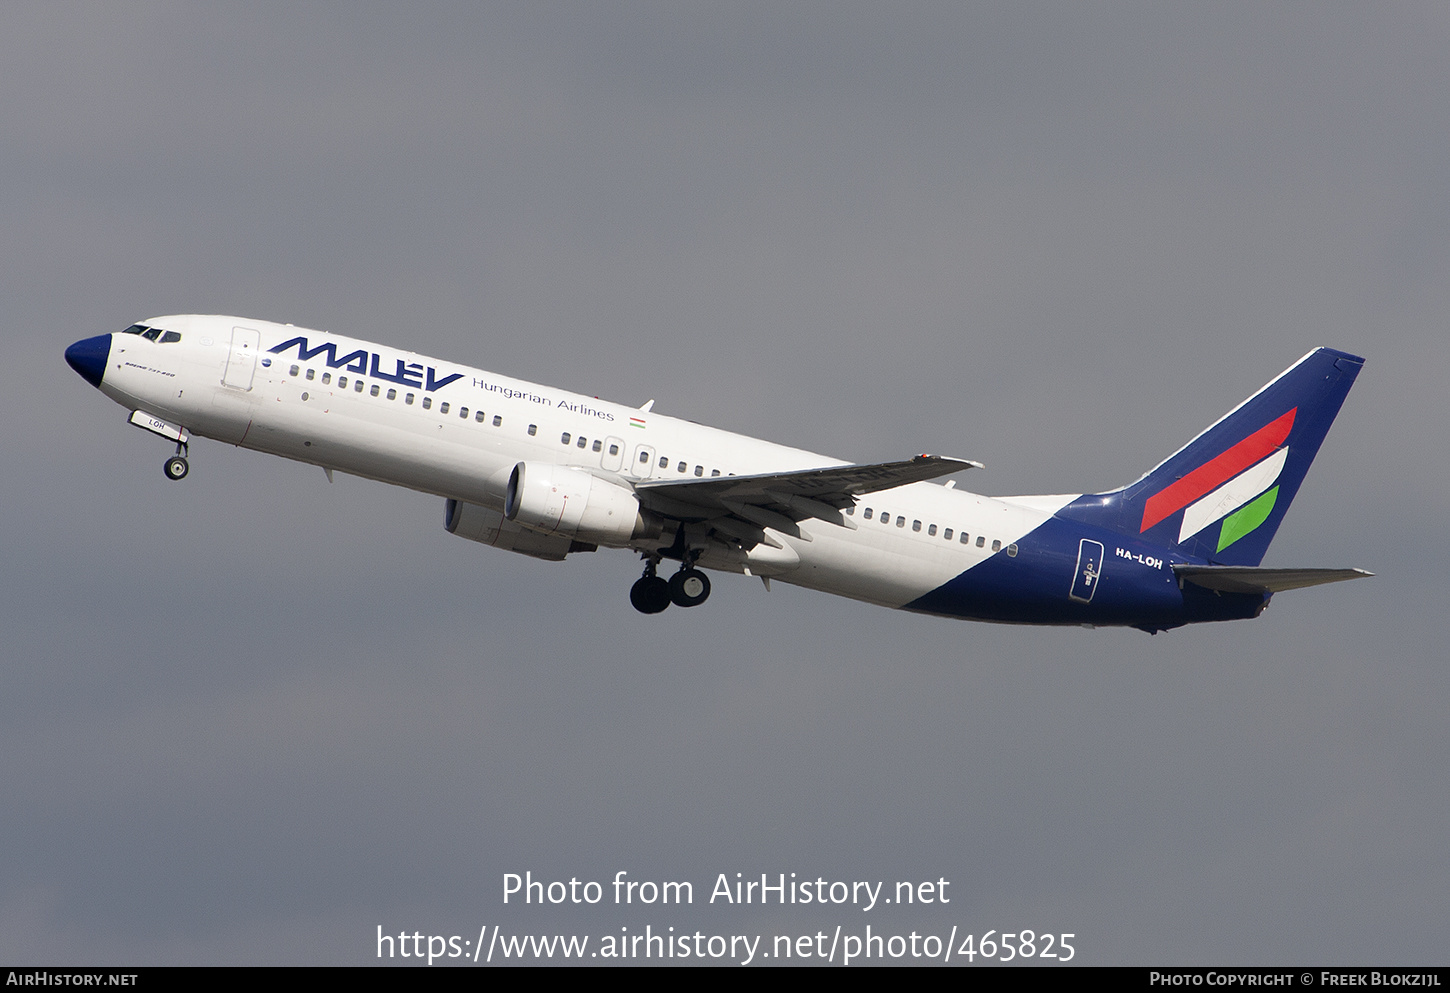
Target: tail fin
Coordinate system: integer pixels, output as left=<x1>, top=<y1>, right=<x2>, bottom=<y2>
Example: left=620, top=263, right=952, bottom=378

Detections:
left=1059, top=348, right=1363, bottom=566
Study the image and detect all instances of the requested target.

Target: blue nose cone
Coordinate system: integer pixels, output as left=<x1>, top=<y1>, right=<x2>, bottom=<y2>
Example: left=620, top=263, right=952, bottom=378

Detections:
left=65, top=334, right=111, bottom=388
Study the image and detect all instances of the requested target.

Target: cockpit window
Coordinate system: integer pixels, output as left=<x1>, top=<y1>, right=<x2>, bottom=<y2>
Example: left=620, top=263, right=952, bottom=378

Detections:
left=118, top=324, right=181, bottom=343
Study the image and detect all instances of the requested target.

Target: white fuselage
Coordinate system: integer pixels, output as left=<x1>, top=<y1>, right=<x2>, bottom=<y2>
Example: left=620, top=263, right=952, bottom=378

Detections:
left=93, top=315, right=1070, bottom=610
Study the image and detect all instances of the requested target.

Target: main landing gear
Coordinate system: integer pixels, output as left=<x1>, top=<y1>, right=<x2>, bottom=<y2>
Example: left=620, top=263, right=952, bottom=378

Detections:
left=630, top=555, right=712, bottom=614
left=669, top=567, right=711, bottom=607
left=163, top=440, right=190, bottom=481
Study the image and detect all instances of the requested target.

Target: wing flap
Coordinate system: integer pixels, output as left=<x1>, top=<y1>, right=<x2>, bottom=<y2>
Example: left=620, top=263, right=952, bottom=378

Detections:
left=637, top=454, right=978, bottom=510
left=633, top=454, right=980, bottom=547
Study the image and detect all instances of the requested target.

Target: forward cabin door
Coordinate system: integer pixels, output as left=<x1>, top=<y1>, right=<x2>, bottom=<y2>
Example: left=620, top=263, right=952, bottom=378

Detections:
left=223, top=326, right=260, bottom=390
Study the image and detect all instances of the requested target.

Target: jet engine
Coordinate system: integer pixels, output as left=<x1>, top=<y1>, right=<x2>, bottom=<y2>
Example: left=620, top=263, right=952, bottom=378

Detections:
left=504, top=462, right=661, bottom=546
left=445, top=498, right=588, bottom=561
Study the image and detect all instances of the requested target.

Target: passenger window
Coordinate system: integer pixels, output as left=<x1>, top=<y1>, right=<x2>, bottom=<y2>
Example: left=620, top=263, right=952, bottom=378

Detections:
left=610, top=444, right=620, bottom=456
left=492, top=415, right=502, bottom=427
left=897, top=517, right=907, bottom=528
left=639, top=451, right=650, bottom=464
left=943, top=528, right=952, bottom=540
left=289, top=365, right=300, bottom=377
left=976, top=535, right=986, bottom=547
left=928, top=524, right=937, bottom=536
left=677, top=462, right=687, bottom=473
left=354, top=380, right=364, bottom=393
left=387, top=389, right=397, bottom=400
left=710, top=469, right=720, bottom=476
left=476, top=411, right=486, bottom=422
left=845, top=506, right=855, bottom=516
left=422, top=397, right=432, bottom=410
left=160, top=331, right=181, bottom=344
left=863, top=508, right=873, bottom=520
left=338, top=376, right=348, bottom=388
left=322, top=373, right=332, bottom=385
left=578, top=437, right=587, bottom=449
left=370, top=384, right=380, bottom=397
left=593, top=440, right=603, bottom=453
left=1007, top=543, right=1018, bottom=557
left=992, top=539, right=1001, bottom=551
left=881, top=514, right=891, bottom=525
left=459, top=407, right=469, bottom=418
left=528, top=424, right=537, bottom=436
left=440, top=401, right=450, bottom=414
left=306, top=369, right=315, bottom=381
left=694, top=465, right=703, bottom=476
left=659, top=456, right=669, bottom=469
left=405, top=393, right=414, bottom=404
left=960, top=532, right=970, bottom=544
left=912, top=520, right=921, bottom=532
left=561, top=433, right=571, bottom=445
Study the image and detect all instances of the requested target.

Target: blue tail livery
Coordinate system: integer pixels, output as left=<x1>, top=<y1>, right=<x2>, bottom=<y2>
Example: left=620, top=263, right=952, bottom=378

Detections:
left=906, top=348, right=1367, bottom=631
left=1058, top=348, right=1363, bottom=566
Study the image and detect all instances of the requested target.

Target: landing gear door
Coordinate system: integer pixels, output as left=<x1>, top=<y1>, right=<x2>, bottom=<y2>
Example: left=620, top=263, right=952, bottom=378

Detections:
left=1069, top=538, right=1105, bottom=603
left=631, top=444, right=656, bottom=478
left=223, top=326, right=260, bottom=391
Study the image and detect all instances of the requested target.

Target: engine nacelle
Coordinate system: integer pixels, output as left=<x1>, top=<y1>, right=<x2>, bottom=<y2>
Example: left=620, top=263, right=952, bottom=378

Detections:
left=445, top=498, right=593, bottom=561
left=505, top=462, right=660, bottom=546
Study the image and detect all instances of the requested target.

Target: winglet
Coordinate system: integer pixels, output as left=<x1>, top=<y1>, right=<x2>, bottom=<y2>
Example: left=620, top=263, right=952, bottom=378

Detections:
left=917, top=453, right=983, bottom=470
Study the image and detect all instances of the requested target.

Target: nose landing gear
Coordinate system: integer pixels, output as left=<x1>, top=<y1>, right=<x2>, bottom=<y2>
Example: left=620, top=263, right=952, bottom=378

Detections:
left=163, top=440, right=190, bottom=481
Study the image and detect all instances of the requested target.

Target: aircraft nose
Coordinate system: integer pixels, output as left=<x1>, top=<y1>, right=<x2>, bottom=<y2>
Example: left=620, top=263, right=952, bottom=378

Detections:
left=65, top=334, right=112, bottom=388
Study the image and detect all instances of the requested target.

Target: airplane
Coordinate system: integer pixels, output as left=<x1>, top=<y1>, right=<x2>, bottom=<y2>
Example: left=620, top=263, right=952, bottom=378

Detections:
left=64, top=316, right=1369, bottom=632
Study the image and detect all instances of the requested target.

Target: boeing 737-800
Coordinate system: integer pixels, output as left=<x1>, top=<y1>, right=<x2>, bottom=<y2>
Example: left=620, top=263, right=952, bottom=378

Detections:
left=65, top=316, right=1367, bottom=632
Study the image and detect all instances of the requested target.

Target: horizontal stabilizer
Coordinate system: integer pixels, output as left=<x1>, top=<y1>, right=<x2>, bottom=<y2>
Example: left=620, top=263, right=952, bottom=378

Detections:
left=1172, top=565, right=1372, bottom=594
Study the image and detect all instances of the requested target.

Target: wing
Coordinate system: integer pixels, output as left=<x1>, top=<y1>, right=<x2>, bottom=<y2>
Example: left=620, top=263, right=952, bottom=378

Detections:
left=1172, top=565, right=1373, bottom=594
left=635, top=454, right=981, bottom=547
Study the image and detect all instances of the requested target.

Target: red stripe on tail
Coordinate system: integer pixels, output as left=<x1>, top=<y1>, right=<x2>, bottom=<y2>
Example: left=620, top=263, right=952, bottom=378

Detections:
left=1140, top=407, right=1296, bottom=533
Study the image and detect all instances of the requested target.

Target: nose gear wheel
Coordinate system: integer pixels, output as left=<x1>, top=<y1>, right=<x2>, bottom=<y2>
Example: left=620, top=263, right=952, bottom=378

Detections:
left=163, top=438, right=190, bottom=481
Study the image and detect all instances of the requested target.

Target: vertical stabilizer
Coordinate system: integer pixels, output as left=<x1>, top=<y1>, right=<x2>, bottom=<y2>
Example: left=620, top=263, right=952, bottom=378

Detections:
left=1058, top=348, right=1363, bottom=566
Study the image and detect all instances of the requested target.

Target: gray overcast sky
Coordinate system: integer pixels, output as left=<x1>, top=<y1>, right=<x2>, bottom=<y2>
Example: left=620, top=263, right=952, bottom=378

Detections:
left=3, top=2, right=1446, bottom=965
